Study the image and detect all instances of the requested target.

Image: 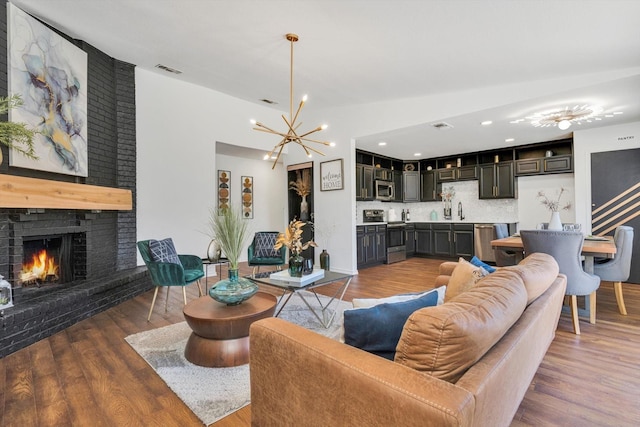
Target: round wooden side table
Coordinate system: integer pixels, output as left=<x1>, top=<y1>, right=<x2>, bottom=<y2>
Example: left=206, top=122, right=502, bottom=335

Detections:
left=183, top=291, right=277, bottom=367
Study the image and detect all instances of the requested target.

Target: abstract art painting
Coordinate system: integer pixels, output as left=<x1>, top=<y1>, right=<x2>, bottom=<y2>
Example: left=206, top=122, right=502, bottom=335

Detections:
left=7, top=3, right=88, bottom=177
left=241, top=176, right=253, bottom=219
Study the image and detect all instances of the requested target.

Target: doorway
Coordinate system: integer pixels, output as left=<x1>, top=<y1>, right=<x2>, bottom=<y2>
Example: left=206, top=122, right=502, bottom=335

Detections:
left=287, top=162, right=314, bottom=260
left=591, top=148, right=640, bottom=283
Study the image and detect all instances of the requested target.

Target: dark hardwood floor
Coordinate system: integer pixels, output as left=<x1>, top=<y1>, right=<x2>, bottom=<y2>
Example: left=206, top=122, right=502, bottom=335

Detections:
left=1, top=257, right=639, bottom=426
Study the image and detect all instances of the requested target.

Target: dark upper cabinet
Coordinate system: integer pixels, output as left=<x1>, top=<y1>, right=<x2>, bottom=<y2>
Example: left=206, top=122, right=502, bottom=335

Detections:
left=515, top=139, right=573, bottom=176
left=356, top=164, right=374, bottom=200
left=420, top=170, right=438, bottom=201
left=392, top=170, right=403, bottom=202
left=457, top=165, right=478, bottom=180
left=437, top=168, right=457, bottom=181
left=403, top=171, right=420, bottom=202
left=479, top=162, right=516, bottom=199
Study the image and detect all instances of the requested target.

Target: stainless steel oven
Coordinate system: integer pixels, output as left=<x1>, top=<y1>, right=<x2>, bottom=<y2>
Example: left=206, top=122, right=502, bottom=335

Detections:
left=386, top=222, right=406, bottom=264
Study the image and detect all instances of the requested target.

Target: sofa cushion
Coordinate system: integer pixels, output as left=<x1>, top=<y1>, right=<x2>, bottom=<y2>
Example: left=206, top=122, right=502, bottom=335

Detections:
left=148, top=238, right=181, bottom=265
left=343, top=290, right=439, bottom=360
left=352, top=285, right=446, bottom=308
left=394, top=269, right=528, bottom=383
left=444, top=257, right=489, bottom=302
left=503, top=252, right=559, bottom=304
left=469, top=256, right=496, bottom=273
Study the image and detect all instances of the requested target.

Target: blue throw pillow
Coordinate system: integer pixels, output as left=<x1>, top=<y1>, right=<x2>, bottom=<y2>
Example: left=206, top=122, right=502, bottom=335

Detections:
left=148, top=238, right=182, bottom=265
left=470, top=256, right=496, bottom=273
left=343, top=290, right=438, bottom=360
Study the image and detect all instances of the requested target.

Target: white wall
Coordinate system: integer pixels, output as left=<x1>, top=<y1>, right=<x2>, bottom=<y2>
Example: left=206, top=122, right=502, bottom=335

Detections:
left=573, top=121, right=640, bottom=233
left=136, top=68, right=286, bottom=264
left=516, top=174, right=575, bottom=230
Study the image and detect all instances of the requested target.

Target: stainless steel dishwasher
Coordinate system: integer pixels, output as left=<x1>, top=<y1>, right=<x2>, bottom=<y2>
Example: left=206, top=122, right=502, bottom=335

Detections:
left=474, top=224, right=496, bottom=263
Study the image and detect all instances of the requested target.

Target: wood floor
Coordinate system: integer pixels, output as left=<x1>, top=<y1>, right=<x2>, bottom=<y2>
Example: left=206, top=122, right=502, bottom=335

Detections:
left=1, top=257, right=639, bottom=426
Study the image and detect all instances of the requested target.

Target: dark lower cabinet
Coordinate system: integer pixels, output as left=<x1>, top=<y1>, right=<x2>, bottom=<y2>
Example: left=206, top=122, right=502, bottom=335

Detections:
left=415, top=223, right=475, bottom=258
left=415, top=223, right=433, bottom=255
left=453, top=224, right=474, bottom=258
left=357, top=225, right=387, bottom=268
left=405, top=224, right=416, bottom=256
left=432, top=224, right=453, bottom=257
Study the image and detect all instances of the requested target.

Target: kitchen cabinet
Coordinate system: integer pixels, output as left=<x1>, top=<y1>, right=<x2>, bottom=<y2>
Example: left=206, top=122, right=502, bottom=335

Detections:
left=514, top=138, right=573, bottom=176
left=405, top=224, right=416, bottom=256
left=420, top=170, right=438, bottom=201
left=432, top=224, right=453, bottom=257
left=403, top=171, right=420, bottom=202
left=479, top=162, right=516, bottom=199
left=356, top=164, right=374, bottom=200
left=427, top=223, right=475, bottom=258
left=392, top=170, right=403, bottom=202
left=453, top=224, right=474, bottom=257
left=415, top=223, right=433, bottom=255
left=356, top=225, right=387, bottom=268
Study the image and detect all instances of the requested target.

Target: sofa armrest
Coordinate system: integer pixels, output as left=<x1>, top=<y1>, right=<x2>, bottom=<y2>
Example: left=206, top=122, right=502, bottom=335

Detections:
left=439, top=261, right=459, bottom=276
left=250, top=317, right=475, bottom=426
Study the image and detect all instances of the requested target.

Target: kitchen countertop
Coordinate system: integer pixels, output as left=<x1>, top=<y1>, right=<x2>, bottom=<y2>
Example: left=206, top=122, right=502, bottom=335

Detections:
left=357, top=220, right=519, bottom=226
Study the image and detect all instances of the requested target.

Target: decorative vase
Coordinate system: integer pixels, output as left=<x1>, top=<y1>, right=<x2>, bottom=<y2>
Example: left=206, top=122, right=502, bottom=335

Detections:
left=320, top=249, right=330, bottom=271
left=302, top=258, right=313, bottom=275
left=288, top=254, right=304, bottom=277
left=300, top=195, right=309, bottom=221
left=206, top=239, right=222, bottom=262
left=209, top=268, right=258, bottom=305
left=548, top=211, right=563, bottom=231
left=443, top=199, right=452, bottom=220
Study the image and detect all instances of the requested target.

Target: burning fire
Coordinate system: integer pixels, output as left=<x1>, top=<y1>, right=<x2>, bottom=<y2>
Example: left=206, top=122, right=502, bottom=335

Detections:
left=20, top=249, right=60, bottom=284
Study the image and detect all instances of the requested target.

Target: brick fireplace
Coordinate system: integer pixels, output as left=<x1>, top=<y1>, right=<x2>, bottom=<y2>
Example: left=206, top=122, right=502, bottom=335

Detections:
left=0, top=4, right=150, bottom=357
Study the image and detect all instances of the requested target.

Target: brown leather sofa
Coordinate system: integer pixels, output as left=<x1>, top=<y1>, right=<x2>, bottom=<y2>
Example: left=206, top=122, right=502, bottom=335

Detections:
left=250, top=253, right=567, bottom=426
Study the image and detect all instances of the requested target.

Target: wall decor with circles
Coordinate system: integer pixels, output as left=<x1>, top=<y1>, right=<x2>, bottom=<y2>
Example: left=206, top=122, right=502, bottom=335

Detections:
left=241, top=176, right=253, bottom=219
left=218, top=170, right=230, bottom=214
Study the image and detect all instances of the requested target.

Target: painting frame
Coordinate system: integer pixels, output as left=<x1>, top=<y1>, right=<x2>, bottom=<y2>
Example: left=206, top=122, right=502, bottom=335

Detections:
left=7, top=3, right=89, bottom=177
left=218, top=170, right=230, bottom=214
left=320, top=158, right=344, bottom=191
left=241, top=176, right=254, bottom=219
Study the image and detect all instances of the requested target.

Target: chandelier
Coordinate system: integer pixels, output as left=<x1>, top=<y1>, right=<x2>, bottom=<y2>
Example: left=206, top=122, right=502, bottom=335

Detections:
left=525, top=104, right=604, bottom=130
left=251, top=33, right=333, bottom=169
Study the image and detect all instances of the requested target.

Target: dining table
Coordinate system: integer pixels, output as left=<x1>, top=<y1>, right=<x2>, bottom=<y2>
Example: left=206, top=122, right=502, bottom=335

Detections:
left=491, top=233, right=617, bottom=319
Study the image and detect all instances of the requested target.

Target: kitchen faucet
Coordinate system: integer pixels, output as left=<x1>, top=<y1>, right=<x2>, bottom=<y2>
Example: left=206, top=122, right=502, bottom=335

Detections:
left=458, top=201, right=464, bottom=220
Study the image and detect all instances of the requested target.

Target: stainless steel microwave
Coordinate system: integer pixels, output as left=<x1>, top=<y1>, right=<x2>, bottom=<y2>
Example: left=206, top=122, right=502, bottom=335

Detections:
left=375, top=180, right=395, bottom=201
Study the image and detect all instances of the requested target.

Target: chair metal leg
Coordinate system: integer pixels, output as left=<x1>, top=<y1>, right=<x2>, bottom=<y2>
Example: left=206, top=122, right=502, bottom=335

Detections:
left=570, top=295, right=580, bottom=335
left=183, top=286, right=187, bottom=305
left=614, top=281, right=627, bottom=315
left=165, top=286, right=170, bottom=312
left=148, top=287, right=160, bottom=321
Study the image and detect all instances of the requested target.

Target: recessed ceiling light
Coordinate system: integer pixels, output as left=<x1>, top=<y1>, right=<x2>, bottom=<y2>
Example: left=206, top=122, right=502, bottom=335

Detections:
left=481, top=120, right=493, bottom=126
left=505, top=138, right=515, bottom=142
left=378, top=142, right=387, bottom=146
left=614, top=111, right=623, bottom=115
left=414, top=153, right=421, bottom=157
left=510, top=119, right=525, bottom=124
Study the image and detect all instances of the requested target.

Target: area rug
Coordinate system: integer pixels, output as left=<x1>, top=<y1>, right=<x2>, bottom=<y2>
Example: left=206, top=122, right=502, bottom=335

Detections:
left=125, top=291, right=351, bottom=425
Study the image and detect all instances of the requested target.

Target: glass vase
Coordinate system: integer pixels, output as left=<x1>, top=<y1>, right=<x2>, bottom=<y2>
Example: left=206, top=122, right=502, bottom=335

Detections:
left=209, top=268, right=258, bottom=305
left=288, top=254, right=304, bottom=277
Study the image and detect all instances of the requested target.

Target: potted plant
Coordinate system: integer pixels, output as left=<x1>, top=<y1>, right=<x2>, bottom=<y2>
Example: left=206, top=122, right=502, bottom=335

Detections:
left=274, top=219, right=317, bottom=277
left=0, top=94, right=38, bottom=163
left=207, top=206, right=258, bottom=305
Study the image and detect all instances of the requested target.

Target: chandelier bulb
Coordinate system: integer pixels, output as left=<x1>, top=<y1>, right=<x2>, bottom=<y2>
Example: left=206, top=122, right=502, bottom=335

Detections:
left=250, top=119, right=257, bottom=125
left=302, top=94, right=308, bottom=102
left=321, top=124, right=328, bottom=130
left=558, top=120, right=571, bottom=130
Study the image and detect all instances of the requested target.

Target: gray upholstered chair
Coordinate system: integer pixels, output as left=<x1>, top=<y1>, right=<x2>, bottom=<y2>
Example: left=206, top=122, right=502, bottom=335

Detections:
left=520, top=230, right=600, bottom=335
left=593, top=226, right=634, bottom=315
left=492, top=223, right=518, bottom=266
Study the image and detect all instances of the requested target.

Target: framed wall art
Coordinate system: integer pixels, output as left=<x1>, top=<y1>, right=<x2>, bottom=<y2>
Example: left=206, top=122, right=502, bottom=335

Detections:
left=218, top=170, right=230, bottom=213
left=8, top=3, right=89, bottom=177
left=241, top=176, right=253, bottom=219
left=320, top=158, right=344, bottom=191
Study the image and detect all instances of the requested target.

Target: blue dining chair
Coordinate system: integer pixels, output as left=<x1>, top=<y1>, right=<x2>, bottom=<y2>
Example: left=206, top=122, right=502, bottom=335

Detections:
left=593, top=226, right=634, bottom=315
left=520, top=230, right=600, bottom=335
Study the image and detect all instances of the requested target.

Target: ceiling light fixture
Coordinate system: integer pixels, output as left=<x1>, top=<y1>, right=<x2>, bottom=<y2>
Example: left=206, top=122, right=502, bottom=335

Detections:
left=525, top=104, right=604, bottom=130
left=251, top=33, right=332, bottom=169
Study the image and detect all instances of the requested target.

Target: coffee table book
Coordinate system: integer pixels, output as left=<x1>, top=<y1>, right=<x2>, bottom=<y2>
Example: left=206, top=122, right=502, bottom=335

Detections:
left=269, top=269, right=325, bottom=287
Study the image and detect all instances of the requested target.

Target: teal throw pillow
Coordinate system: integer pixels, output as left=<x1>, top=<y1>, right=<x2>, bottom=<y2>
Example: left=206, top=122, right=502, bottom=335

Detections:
left=470, top=256, right=496, bottom=273
left=343, top=290, right=438, bottom=360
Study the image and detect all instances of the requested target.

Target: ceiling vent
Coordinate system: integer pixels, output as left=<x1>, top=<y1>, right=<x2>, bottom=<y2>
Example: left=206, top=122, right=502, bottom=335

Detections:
left=260, top=99, right=278, bottom=105
left=431, top=122, right=454, bottom=129
left=155, top=64, right=183, bottom=74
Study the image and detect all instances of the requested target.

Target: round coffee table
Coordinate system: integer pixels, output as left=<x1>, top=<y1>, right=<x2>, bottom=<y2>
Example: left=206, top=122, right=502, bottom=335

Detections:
left=183, top=291, right=277, bottom=367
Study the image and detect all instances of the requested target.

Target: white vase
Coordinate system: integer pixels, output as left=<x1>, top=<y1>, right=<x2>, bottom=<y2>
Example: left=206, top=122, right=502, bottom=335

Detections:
left=300, top=195, right=309, bottom=221
left=548, top=211, right=563, bottom=231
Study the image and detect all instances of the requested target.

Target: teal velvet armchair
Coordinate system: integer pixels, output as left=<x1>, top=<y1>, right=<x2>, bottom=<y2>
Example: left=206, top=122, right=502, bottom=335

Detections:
left=137, top=239, right=204, bottom=320
left=247, top=232, right=286, bottom=277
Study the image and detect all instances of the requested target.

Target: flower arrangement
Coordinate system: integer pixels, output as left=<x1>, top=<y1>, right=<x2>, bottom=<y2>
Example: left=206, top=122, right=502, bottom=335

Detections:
left=208, top=206, right=251, bottom=270
left=441, top=185, right=455, bottom=201
left=274, top=219, right=317, bottom=257
left=289, top=169, right=311, bottom=197
left=537, top=188, right=572, bottom=212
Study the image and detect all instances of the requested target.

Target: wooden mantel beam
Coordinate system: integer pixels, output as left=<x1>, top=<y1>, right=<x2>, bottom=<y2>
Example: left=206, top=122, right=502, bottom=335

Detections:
left=0, top=174, right=132, bottom=210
